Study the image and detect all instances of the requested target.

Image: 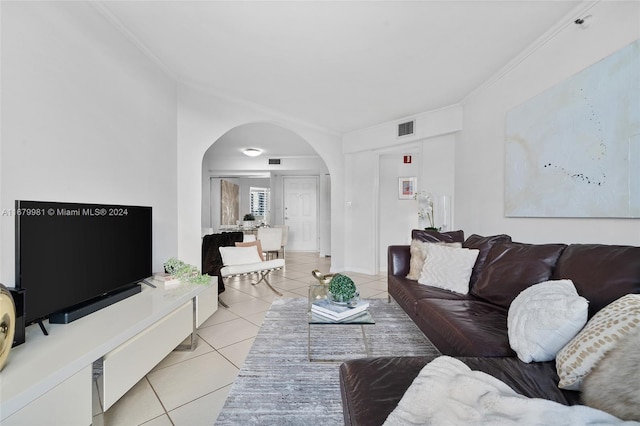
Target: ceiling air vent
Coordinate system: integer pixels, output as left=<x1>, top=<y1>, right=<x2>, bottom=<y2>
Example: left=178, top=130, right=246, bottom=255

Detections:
left=397, top=120, right=415, bottom=137
left=268, top=158, right=281, bottom=165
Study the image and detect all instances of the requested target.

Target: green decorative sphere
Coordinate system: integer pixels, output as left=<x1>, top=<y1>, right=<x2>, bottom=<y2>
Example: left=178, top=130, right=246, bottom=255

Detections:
left=328, top=274, right=357, bottom=302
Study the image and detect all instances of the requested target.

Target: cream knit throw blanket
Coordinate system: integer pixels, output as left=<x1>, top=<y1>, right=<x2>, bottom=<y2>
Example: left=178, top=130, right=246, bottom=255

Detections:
left=384, top=356, right=639, bottom=426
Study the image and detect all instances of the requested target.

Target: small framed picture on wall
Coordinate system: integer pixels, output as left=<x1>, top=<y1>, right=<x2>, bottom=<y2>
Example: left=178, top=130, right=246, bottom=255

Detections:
left=398, top=177, right=417, bottom=199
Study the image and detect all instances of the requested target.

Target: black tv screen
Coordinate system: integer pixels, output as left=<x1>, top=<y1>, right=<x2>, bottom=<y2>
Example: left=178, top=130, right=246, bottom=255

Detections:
left=15, top=200, right=152, bottom=325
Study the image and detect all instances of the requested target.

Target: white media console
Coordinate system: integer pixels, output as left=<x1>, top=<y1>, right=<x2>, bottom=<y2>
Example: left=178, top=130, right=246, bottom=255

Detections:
left=0, top=279, right=218, bottom=425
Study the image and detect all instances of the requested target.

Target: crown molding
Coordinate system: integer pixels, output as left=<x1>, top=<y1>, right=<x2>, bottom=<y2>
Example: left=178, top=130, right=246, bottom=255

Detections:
left=92, top=1, right=341, bottom=138
left=91, top=2, right=178, bottom=81
left=179, top=79, right=342, bottom=137
left=461, top=0, right=600, bottom=105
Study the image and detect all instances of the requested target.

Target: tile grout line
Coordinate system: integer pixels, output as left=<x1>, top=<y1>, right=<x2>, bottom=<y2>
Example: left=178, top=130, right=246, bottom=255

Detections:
left=142, top=376, right=174, bottom=426
left=109, top=254, right=372, bottom=423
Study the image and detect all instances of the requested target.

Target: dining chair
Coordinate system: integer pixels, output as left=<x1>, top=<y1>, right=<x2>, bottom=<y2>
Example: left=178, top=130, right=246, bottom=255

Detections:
left=257, top=227, right=283, bottom=260
left=274, top=225, right=289, bottom=257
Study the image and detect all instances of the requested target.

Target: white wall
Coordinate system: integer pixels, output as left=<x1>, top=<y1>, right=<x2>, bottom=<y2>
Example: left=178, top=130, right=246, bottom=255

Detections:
left=378, top=154, right=420, bottom=271
left=0, top=2, right=178, bottom=285
left=369, top=134, right=458, bottom=273
left=177, top=85, right=344, bottom=270
left=344, top=104, right=462, bottom=153
left=344, top=151, right=378, bottom=274
left=343, top=109, right=460, bottom=273
left=320, top=173, right=331, bottom=257
left=456, top=1, right=640, bottom=245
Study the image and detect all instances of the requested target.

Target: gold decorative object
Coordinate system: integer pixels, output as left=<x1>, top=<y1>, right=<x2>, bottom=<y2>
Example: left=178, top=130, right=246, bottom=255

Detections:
left=0, top=284, right=16, bottom=372
left=309, top=270, right=336, bottom=309
left=311, top=269, right=335, bottom=286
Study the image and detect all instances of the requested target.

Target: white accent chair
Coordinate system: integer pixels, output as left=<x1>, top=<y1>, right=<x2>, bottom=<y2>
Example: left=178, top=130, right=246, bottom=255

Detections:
left=257, top=227, right=283, bottom=260
left=218, top=245, right=285, bottom=296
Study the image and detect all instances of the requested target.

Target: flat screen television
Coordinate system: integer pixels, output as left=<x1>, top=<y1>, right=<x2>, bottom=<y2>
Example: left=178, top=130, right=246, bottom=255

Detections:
left=15, top=200, right=152, bottom=326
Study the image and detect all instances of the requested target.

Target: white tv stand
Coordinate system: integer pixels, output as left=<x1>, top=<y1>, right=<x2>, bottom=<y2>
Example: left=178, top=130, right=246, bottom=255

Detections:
left=0, top=279, right=217, bottom=425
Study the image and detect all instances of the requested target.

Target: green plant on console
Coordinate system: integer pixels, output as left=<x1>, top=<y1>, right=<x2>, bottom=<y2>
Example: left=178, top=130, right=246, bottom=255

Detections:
left=243, top=213, right=255, bottom=221
left=163, top=258, right=210, bottom=285
left=328, top=274, right=357, bottom=301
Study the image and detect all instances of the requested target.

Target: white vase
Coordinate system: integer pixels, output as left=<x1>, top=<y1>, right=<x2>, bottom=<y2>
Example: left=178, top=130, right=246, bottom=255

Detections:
left=434, top=195, right=452, bottom=231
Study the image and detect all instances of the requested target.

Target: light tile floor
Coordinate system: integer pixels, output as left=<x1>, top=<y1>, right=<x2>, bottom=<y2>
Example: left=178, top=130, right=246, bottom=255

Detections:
left=92, top=252, right=389, bottom=425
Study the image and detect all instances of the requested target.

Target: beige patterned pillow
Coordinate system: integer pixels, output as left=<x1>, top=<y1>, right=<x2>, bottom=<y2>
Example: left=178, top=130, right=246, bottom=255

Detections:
left=556, top=294, right=640, bottom=391
left=581, top=326, right=640, bottom=421
left=406, top=240, right=462, bottom=280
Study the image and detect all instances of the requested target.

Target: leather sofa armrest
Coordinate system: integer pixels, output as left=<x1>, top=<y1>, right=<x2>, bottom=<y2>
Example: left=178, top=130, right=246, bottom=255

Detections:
left=340, top=356, right=434, bottom=426
left=388, top=245, right=411, bottom=277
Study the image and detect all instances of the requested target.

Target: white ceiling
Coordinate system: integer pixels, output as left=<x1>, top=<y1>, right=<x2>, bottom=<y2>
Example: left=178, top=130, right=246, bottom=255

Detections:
left=205, top=122, right=318, bottom=158
left=98, top=0, right=583, bottom=134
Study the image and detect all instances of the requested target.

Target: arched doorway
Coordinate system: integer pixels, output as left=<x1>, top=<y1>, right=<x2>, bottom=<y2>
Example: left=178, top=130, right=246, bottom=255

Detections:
left=201, top=122, right=332, bottom=255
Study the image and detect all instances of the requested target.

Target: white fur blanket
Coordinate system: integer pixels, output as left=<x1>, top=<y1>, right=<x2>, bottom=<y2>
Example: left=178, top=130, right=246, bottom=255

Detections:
left=383, top=356, right=639, bottom=426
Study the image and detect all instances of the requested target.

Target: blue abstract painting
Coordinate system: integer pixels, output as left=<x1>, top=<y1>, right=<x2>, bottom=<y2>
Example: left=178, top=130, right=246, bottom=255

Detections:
left=505, top=39, right=639, bottom=218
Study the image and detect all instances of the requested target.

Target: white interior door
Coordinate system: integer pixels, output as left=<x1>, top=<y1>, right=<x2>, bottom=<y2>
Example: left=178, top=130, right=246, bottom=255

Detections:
left=284, top=177, right=318, bottom=251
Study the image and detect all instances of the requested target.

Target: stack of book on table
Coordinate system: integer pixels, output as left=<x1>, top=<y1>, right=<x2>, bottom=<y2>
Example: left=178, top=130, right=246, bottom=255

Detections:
left=311, top=299, right=370, bottom=321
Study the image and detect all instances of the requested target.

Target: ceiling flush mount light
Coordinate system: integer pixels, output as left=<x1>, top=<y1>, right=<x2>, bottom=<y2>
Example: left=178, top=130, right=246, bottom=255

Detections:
left=243, top=148, right=262, bottom=157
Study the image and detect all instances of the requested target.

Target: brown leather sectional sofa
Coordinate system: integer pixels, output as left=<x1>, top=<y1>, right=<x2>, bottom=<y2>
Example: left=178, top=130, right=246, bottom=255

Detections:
left=339, top=230, right=640, bottom=425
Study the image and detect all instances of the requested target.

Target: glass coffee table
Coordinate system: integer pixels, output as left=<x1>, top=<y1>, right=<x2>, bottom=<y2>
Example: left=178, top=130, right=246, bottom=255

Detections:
left=308, top=286, right=375, bottom=362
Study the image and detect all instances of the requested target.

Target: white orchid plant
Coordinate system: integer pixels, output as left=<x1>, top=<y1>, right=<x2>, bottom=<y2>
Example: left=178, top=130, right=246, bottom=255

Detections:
left=414, top=190, right=439, bottom=230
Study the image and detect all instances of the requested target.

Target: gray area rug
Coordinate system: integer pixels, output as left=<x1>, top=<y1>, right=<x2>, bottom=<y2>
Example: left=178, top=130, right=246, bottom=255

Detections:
left=215, top=298, right=440, bottom=425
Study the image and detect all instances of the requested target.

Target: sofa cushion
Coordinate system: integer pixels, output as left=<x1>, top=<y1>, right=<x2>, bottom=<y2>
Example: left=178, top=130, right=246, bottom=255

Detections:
left=471, top=241, right=567, bottom=308
left=411, top=229, right=464, bottom=243
left=418, top=244, right=479, bottom=294
left=388, top=275, right=475, bottom=324
left=390, top=275, right=473, bottom=304
left=507, top=280, right=588, bottom=363
left=413, top=298, right=514, bottom=357
left=219, top=245, right=262, bottom=265
left=551, top=244, right=640, bottom=317
left=462, top=233, right=512, bottom=288
left=556, top=293, right=640, bottom=391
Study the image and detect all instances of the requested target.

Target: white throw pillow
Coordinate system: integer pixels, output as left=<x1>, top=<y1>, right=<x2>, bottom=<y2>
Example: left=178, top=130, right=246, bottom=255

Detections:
left=507, top=280, right=588, bottom=363
left=219, top=246, right=262, bottom=266
left=556, top=293, right=640, bottom=391
left=418, top=244, right=479, bottom=294
left=406, top=240, right=462, bottom=280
